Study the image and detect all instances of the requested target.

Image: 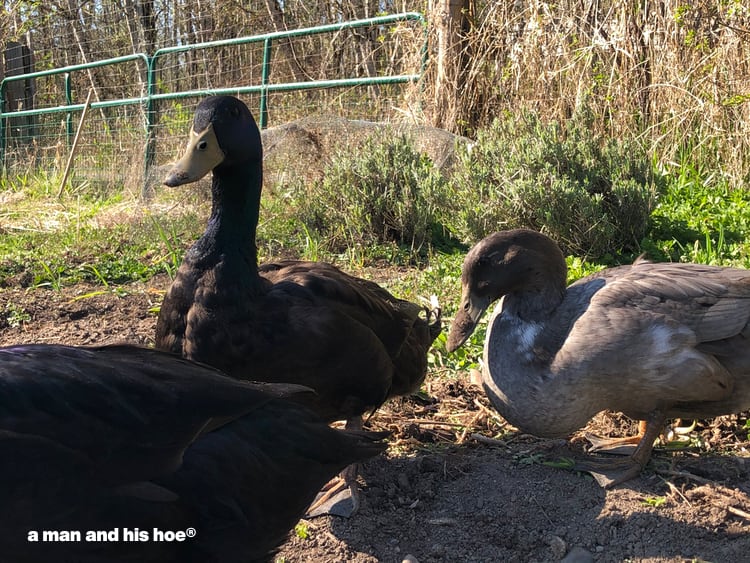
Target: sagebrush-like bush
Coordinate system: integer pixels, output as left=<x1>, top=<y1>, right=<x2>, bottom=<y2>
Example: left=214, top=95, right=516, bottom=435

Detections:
left=445, top=112, right=658, bottom=258
left=298, top=131, right=448, bottom=255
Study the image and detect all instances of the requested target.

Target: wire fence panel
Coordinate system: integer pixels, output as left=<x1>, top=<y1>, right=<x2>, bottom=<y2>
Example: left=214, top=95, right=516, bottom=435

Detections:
left=0, top=11, right=426, bottom=194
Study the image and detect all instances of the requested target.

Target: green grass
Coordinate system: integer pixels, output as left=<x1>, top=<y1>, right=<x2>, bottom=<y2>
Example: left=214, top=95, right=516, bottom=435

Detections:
left=0, top=174, right=205, bottom=288
left=0, top=216, right=201, bottom=288
left=645, top=162, right=750, bottom=266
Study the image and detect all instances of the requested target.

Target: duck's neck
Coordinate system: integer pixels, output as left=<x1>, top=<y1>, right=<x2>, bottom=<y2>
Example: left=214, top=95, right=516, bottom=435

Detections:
left=506, top=281, right=566, bottom=322
left=192, top=163, right=262, bottom=268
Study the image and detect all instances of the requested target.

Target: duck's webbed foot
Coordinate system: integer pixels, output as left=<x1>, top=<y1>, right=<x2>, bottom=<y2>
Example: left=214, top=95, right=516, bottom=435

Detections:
left=573, top=455, right=646, bottom=488
left=574, top=412, right=666, bottom=489
left=306, top=416, right=364, bottom=518
left=584, top=419, right=649, bottom=456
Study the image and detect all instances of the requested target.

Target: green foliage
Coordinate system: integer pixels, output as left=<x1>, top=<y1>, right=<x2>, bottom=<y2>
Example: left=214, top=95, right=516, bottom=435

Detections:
left=641, top=496, right=667, bottom=508
left=647, top=151, right=750, bottom=267
left=445, top=111, right=658, bottom=259
left=3, top=303, right=31, bottom=328
left=293, top=522, right=308, bottom=540
left=565, top=256, right=605, bottom=284
left=294, top=131, right=449, bottom=260
left=0, top=210, right=199, bottom=289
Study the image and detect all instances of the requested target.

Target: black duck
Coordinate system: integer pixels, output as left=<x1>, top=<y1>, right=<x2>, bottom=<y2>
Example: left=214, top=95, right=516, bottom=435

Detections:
left=156, top=95, right=440, bottom=511
left=0, top=343, right=386, bottom=562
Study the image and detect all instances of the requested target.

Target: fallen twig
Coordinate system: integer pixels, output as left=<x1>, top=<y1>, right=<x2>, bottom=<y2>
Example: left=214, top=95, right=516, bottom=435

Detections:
left=472, top=398, right=507, bottom=427
left=470, top=432, right=508, bottom=447
left=727, top=506, right=750, bottom=520
left=655, top=469, right=714, bottom=485
left=661, top=478, right=692, bottom=507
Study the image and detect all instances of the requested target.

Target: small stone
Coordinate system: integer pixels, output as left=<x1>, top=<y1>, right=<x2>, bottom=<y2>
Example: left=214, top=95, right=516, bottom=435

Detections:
left=402, top=555, right=419, bottom=563
left=561, top=546, right=595, bottom=563
left=548, top=535, right=566, bottom=559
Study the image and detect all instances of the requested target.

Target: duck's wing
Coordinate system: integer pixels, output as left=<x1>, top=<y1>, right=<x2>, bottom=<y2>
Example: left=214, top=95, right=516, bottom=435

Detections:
left=588, top=262, right=750, bottom=343
left=260, top=260, right=425, bottom=352
left=0, top=344, right=317, bottom=562
left=260, top=260, right=441, bottom=404
left=161, top=398, right=388, bottom=562
left=0, top=429, right=190, bottom=563
left=554, top=262, right=750, bottom=412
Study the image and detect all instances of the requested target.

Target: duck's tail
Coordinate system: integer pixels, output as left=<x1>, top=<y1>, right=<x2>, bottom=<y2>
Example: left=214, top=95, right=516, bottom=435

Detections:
left=421, top=294, right=443, bottom=343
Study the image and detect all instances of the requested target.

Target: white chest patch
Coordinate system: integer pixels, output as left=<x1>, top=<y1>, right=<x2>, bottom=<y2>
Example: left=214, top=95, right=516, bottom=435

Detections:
left=517, top=321, right=542, bottom=350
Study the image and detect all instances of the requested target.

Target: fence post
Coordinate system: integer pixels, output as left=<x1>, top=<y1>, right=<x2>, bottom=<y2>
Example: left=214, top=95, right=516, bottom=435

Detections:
left=142, top=54, right=157, bottom=197
left=64, top=73, right=73, bottom=147
left=259, top=37, right=272, bottom=128
left=0, top=84, right=5, bottom=173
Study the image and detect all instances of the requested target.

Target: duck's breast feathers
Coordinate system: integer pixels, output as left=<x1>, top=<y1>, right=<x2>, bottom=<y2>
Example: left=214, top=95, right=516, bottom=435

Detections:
left=587, top=261, right=750, bottom=343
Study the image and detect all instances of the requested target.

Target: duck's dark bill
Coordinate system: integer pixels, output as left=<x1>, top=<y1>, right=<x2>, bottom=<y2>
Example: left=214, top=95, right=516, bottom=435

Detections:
left=446, top=296, right=486, bottom=352
left=164, top=123, right=225, bottom=187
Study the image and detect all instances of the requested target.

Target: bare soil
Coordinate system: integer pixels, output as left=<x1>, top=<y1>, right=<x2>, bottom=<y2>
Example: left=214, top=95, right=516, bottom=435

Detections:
left=2, top=279, right=750, bottom=563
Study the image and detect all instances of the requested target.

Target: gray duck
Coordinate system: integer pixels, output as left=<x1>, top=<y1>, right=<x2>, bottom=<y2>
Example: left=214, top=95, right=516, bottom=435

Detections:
left=446, top=228, right=750, bottom=487
left=0, top=343, right=386, bottom=562
left=156, top=95, right=441, bottom=511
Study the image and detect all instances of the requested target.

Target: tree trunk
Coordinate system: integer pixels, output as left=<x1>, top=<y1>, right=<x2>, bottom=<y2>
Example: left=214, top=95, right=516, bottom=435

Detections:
left=430, top=0, right=471, bottom=131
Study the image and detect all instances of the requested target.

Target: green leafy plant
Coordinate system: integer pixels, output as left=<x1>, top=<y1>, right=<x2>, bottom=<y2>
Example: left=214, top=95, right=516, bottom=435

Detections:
left=641, top=496, right=667, bottom=508
left=293, top=522, right=309, bottom=540
left=3, top=303, right=31, bottom=328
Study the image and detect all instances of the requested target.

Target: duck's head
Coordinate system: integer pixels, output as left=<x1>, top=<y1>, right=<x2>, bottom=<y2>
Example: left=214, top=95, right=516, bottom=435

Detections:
left=164, top=95, right=261, bottom=187
left=446, top=229, right=566, bottom=352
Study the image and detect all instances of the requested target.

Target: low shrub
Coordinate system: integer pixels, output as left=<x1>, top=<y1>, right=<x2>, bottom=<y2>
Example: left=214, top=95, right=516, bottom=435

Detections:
left=445, top=111, right=659, bottom=258
left=296, top=130, right=449, bottom=258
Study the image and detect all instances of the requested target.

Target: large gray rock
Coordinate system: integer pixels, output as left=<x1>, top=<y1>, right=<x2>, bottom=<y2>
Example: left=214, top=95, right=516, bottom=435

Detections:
left=261, top=117, right=468, bottom=190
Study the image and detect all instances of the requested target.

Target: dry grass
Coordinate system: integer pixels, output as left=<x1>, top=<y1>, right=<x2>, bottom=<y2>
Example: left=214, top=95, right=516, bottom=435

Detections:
left=423, top=0, right=750, bottom=187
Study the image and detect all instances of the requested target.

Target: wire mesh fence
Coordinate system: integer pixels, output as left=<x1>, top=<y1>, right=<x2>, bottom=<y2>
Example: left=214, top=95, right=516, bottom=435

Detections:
left=0, top=7, right=426, bottom=193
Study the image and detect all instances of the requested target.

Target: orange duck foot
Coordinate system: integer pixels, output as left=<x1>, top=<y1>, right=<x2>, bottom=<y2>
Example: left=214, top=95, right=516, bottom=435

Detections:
left=584, top=420, right=650, bottom=456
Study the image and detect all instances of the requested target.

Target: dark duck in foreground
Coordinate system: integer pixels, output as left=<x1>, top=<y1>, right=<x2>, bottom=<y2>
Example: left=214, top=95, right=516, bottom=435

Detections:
left=156, top=95, right=441, bottom=513
left=0, top=344, right=386, bottom=562
left=446, top=228, right=750, bottom=488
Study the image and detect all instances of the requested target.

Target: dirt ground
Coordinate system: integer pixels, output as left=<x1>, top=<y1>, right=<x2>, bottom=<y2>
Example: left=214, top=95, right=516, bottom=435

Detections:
left=2, top=279, right=750, bottom=563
